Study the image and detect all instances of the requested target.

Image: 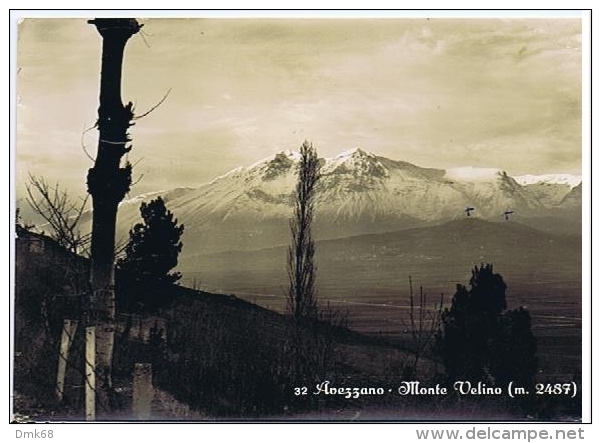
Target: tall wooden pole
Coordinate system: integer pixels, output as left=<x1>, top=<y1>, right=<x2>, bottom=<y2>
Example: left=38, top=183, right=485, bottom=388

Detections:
left=85, top=326, right=96, bottom=421
left=87, top=18, right=141, bottom=415
left=55, top=319, right=78, bottom=403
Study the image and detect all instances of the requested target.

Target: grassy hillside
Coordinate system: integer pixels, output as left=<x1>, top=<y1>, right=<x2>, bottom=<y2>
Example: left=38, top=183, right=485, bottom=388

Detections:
left=13, top=225, right=581, bottom=420
left=180, top=219, right=581, bottom=381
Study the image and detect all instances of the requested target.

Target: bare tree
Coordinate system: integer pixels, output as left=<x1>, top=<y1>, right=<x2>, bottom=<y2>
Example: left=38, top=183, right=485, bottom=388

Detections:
left=25, top=174, right=90, bottom=256
left=402, top=276, right=444, bottom=376
left=25, top=174, right=91, bottom=304
left=287, top=141, right=321, bottom=321
left=87, top=18, right=142, bottom=413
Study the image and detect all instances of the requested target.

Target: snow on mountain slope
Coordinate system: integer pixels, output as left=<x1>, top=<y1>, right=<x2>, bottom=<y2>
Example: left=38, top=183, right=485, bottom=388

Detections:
left=110, top=148, right=568, bottom=255
left=513, top=174, right=582, bottom=207
left=560, top=182, right=582, bottom=208
left=514, top=174, right=582, bottom=189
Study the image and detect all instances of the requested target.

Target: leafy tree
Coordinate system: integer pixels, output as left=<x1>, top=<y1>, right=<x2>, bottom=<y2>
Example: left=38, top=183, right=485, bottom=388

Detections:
left=116, top=196, right=184, bottom=311
left=287, top=141, right=321, bottom=321
left=436, top=264, right=537, bottom=388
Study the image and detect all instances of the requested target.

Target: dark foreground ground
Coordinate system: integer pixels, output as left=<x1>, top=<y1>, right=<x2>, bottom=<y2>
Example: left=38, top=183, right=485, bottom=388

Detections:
left=13, top=224, right=582, bottom=422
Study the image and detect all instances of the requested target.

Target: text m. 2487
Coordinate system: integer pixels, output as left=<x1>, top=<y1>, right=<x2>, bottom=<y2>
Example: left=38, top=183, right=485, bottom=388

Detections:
left=16, top=430, right=53, bottom=438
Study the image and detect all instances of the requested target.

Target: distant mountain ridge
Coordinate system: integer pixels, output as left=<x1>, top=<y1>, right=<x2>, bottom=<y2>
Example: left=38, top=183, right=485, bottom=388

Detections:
left=106, top=148, right=581, bottom=257
left=178, top=217, right=581, bottom=306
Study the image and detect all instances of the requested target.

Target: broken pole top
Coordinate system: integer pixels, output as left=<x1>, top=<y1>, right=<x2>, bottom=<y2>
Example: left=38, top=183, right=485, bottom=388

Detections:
left=88, top=18, right=143, bottom=38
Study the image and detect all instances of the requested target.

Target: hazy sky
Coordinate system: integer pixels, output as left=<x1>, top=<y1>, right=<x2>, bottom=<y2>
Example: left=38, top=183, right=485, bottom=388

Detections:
left=16, top=16, right=582, bottom=202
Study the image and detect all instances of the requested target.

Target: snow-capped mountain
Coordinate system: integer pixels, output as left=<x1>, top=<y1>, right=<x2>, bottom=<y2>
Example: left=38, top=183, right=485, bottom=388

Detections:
left=111, top=148, right=580, bottom=255
left=514, top=174, right=582, bottom=189
left=513, top=173, right=582, bottom=207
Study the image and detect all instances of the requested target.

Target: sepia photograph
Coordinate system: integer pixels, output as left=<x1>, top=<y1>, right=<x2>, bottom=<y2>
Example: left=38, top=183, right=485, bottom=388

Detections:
left=11, top=10, right=589, bottom=423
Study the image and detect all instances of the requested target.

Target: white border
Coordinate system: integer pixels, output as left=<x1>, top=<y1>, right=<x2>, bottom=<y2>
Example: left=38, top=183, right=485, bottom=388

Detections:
left=6, top=5, right=595, bottom=442
left=10, top=9, right=585, bottom=18
left=580, top=9, right=592, bottom=425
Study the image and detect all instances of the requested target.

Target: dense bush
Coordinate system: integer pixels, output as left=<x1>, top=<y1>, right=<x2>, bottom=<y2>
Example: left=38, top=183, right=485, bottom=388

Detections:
left=436, top=264, right=537, bottom=389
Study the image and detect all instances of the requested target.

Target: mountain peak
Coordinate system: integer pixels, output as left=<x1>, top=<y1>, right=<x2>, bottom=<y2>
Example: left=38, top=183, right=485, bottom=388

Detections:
left=249, top=150, right=300, bottom=181
left=247, top=150, right=299, bottom=170
left=322, top=147, right=388, bottom=179
left=335, top=147, right=373, bottom=159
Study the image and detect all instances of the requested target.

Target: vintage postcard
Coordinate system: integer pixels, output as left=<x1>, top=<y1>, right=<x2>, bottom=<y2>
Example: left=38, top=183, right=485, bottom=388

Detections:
left=12, top=11, right=589, bottom=423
